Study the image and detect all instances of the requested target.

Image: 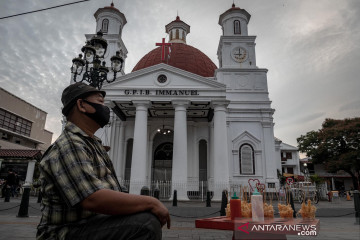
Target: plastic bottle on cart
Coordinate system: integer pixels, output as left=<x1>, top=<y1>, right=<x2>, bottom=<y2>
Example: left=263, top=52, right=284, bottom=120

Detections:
left=230, top=192, right=242, bottom=220
left=251, top=188, right=264, bottom=222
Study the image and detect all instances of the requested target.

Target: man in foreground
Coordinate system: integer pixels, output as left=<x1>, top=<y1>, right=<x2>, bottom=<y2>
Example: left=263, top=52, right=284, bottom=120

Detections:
left=37, top=83, right=170, bottom=240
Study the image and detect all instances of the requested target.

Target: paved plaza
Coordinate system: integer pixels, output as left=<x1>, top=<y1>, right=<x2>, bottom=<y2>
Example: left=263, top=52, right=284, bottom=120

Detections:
left=0, top=196, right=359, bottom=240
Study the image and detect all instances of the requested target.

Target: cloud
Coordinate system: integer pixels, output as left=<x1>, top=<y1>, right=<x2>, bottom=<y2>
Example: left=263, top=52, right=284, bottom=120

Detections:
left=339, top=100, right=360, bottom=112
left=0, top=0, right=359, bottom=148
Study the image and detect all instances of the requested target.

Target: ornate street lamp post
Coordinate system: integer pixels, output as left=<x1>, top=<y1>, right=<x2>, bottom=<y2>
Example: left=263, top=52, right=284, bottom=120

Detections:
left=303, top=163, right=309, bottom=182
left=71, top=31, right=123, bottom=90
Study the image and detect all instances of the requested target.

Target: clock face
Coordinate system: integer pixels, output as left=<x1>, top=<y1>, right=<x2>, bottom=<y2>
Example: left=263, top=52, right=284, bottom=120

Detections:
left=231, top=47, right=248, bottom=63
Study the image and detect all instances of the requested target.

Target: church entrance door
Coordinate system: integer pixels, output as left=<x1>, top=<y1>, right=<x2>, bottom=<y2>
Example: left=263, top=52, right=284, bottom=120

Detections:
left=152, top=141, right=173, bottom=199
left=152, top=142, right=173, bottom=182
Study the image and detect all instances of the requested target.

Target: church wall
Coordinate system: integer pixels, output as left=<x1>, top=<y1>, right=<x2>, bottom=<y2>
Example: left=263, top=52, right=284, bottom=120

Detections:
left=187, top=122, right=210, bottom=184
left=261, top=122, right=278, bottom=185
left=217, top=71, right=269, bottom=96
left=226, top=114, right=278, bottom=187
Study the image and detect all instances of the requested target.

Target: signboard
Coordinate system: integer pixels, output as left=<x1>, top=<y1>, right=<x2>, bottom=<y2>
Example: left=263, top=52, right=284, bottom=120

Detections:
left=123, top=89, right=200, bottom=96
left=286, top=177, right=294, bottom=185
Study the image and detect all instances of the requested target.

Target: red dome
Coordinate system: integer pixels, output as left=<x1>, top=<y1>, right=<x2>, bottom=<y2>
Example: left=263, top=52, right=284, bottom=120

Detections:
left=132, top=43, right=217, bottom=77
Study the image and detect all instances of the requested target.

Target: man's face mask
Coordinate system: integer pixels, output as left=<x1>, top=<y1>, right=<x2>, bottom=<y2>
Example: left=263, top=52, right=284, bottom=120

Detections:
left=82, top=99, right=110, bottom=128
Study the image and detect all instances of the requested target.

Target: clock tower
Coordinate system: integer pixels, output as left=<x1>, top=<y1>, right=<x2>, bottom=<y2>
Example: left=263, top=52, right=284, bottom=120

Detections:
left=217, top=3, right=256, bottom=68
left=215, top=4, right=280, bottom=189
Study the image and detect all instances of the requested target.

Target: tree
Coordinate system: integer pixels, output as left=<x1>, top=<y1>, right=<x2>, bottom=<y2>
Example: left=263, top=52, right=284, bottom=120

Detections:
left=277, top=169, right=286, bottom=186
left=297, top=118, right=360, bottom=190
left=309, top=174, right=324, bottom=188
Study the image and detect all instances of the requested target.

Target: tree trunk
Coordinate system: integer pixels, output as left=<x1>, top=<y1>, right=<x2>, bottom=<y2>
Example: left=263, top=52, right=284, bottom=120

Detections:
left=345, top=170, right=359, bottom=190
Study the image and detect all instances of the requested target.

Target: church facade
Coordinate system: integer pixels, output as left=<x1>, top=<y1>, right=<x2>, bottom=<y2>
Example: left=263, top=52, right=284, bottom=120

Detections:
left=77, top=3, right=281, bottom=200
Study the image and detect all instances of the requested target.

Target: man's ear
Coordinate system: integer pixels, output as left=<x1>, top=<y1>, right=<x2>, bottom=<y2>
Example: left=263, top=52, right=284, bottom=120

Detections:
left=76, top=99, right=86, bottom=113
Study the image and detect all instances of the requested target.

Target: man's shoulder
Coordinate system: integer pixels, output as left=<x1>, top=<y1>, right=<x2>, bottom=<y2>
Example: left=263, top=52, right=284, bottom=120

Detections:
left=41, top=130, right=88, bottom=163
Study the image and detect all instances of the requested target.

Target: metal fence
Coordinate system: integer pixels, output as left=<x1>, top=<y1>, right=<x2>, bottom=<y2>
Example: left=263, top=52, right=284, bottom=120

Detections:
left=118, top=180, right=279, bottom=201
left=119, top=180, right=213, bottom=200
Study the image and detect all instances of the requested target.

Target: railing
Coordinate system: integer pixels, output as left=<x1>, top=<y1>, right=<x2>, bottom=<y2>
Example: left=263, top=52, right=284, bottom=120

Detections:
left=150, top=181, right=172, bottom=199
left=118, top=180, right=279, bottom=200
left=119, top=180, right=214, bottom=200
left=120, top=180, right=277, bottom=201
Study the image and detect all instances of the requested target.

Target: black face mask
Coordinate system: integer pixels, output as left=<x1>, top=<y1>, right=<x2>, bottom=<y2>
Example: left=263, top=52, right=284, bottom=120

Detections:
left=82, top=99, right=110, bottom=128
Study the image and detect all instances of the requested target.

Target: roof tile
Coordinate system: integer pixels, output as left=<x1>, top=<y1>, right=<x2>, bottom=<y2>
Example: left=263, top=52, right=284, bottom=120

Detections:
left=132, top=43, right=217, bottom=77
left=0, top=149, right=42, bottom=159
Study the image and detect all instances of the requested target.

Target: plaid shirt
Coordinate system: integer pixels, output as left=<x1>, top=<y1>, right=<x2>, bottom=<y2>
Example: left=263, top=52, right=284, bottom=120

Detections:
left=37, top=122, right=121, bottom=240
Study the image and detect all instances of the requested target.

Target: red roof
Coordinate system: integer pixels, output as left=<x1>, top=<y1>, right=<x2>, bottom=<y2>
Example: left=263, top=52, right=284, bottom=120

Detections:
left=219, top=3, right=251, bottom=24
left=132, top=43, right=217, bottom=77
left=0, top=149, right=42, bottom=159
left=172, top=16, right=183, bottom=23
left=104, top=2, right=120, bottom=13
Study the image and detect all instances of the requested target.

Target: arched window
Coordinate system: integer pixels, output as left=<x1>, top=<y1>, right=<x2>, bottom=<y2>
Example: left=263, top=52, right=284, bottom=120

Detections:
left=234, top=20, right=241, bottom=34
left=176, top=29, right=179, bottom=39
left=101, top=19, right=109, bottom=33
left=239, top=144, right=255, bottom=174
left=182, top=30, right=185, bottom=41
left=170, top=31, right=173, bottom=40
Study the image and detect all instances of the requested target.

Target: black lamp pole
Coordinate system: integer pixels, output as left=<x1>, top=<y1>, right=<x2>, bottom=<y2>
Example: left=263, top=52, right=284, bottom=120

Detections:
left=71, top=31, right=124, bottom=90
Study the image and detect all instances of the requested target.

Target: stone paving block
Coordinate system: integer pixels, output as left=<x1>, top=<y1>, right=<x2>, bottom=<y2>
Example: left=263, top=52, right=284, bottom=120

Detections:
left=163, top=233, right=179, bottom=238
left=0, top=197, right=359, bottom=239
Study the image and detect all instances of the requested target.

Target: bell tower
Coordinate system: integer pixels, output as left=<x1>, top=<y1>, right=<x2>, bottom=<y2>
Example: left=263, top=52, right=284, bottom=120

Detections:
left=217, top=3, right=256, bottom=68
left=165, top=16, right=190, bottom=44
left=215, top=4, right=279, bottom=189
left=90, top=2, right=128, bottom=74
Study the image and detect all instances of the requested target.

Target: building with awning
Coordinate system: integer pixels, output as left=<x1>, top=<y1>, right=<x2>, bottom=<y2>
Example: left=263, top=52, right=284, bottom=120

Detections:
left=300, top=157, right=353, bottom=191
left=0, top=149, right=42, bottom=182
left=282, top=173, right=305, bottom=181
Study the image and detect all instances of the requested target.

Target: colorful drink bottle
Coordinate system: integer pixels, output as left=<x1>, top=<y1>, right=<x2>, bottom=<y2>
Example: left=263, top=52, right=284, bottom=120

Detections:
left=251, top=188, right=264, bottom=222
left=230, top=192, right=242, bottom=220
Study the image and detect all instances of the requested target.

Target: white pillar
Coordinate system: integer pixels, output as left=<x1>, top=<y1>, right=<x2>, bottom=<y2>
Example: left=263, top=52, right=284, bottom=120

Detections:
left=24, top=160, right=37, bottom=186
left=171, top=100, right=189, bottom=200
left=262, top=121, right=278, bottom=186
left=129, top=100, right=151, bottom=194
left=212, top=101, right=230, bottom=200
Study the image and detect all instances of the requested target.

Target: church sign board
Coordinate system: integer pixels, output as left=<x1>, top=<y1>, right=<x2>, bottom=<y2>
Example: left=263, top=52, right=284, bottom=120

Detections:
left=123, top=89, right=200, bottom=96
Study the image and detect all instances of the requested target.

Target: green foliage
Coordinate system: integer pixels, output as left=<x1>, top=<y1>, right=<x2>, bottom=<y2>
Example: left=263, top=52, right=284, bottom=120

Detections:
left=277, top=169, right=286, bottom=186
left=297, top=117, right=360, bottom=189
left=309, top=174, right=324, bottom=186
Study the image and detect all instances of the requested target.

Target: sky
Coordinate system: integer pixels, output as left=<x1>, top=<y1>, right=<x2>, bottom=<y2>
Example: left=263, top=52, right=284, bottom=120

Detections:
left=0, top=0, right=359, bottom=152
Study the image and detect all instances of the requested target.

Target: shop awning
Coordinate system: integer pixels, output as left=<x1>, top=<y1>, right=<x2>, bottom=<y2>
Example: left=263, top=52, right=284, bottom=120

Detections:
left=283, top=173, right=305, bottom=181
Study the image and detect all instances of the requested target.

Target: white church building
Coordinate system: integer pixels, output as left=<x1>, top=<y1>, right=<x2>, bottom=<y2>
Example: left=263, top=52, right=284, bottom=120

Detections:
left=73, top=3, right=283, bottom=200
